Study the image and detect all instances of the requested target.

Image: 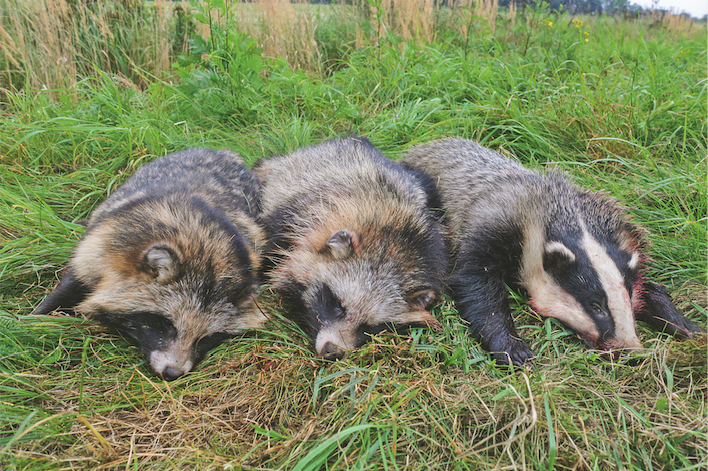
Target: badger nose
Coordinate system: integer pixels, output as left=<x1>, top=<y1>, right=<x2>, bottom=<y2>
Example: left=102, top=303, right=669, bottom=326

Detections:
left=597, top=338, right=643, bottom=361
left=160, top=367, right=185, bottom=382
left=320, top=342, right=346, bottom=361
left=599, top=349, right=623, bottom=361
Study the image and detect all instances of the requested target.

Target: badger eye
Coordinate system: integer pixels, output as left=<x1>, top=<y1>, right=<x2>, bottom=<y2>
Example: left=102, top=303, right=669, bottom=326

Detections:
left=591, top=303, right=608, bottom=318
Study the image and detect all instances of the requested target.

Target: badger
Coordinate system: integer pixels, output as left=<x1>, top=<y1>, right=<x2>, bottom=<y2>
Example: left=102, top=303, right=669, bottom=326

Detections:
left=31, top=148, right=266, bottom=381
left=254, top=136, right=449, bottom=360
left=402, top=138, right=704, bottom=366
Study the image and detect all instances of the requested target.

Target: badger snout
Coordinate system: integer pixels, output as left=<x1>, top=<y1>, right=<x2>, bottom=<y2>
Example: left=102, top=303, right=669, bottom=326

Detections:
left=319, top=341, right=346, bottom=361
left=594, top=337, right=643, bottom=361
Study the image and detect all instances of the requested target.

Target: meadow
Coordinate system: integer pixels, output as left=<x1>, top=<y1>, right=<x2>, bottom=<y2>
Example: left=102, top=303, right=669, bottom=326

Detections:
left=0, top=0, right=706, bottom=469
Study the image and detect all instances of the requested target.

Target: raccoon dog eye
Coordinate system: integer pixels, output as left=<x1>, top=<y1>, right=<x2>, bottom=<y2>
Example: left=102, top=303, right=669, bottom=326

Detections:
left=195, top=331, right=235, bottom=362
left=314, top=284, right=345, bottom=320
left=332, top=298, right=345, bottom=318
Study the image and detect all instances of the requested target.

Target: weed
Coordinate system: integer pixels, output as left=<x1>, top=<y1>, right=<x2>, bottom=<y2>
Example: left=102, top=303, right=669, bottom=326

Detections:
left=0, top=2, right=705, bottom=469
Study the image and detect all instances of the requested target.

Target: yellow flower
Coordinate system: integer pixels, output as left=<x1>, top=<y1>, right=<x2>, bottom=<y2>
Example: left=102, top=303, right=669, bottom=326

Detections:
left=572, top=19, right=583, bottom=28
left=584, top=31, right=589, bottom=35
left=585, top=38, right=589, bottom=42
left=543, top=20, right=553, bottom=27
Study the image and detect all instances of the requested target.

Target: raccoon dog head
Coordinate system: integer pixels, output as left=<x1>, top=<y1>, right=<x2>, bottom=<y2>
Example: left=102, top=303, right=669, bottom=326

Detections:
left=521, top=191, right=646, bottom=359
left=34, top=197, right=265, bottom=381
left=274, top=226, right=444, bottom=361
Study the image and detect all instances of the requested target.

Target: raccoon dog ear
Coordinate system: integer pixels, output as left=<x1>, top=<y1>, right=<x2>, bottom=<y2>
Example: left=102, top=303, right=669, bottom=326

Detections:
left=407, top=289, right=437, bottom=310
left=323, top=230, right=355, bottom=260
left=543, top=241, right=576, bottom=273
left=142, top=244, right=182, bottom=284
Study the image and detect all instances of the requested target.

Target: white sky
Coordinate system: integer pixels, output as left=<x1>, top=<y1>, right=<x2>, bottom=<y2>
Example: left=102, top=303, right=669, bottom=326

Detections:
left=631, top=0, right=708, bottom=18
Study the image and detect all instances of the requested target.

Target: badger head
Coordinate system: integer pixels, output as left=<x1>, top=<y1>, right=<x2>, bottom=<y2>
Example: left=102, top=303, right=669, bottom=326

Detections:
left=521, top=219, right=645, bottom=360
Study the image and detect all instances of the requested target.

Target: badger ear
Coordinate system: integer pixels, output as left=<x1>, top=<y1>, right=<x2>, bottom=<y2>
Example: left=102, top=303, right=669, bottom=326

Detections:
left=323, top=230, right=355, bottom=260
left=628, top=252, right=641, bottom=270
left=142, top=244, right=182, bottom=284
left=543, top=241, right=576, bottom=273
left=407, top=289, right=437, bottom=310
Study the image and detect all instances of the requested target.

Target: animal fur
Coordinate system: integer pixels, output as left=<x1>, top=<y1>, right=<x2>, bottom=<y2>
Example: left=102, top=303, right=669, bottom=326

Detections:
left=254, top=136, right=449, bottom=360
left=403, top=138, right=704, bottom=366
left=32, top=148, right=266, bottom=381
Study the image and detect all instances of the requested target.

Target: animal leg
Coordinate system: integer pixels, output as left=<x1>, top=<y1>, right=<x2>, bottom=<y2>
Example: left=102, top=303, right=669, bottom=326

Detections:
left=452, top=264, right=534, bottom=368
left=635, top=282, right=705, bottom=338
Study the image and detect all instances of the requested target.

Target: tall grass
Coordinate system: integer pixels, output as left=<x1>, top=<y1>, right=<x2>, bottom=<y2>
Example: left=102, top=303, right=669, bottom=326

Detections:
left=1, top=0, right=701, bottom=85
left=0, top=0, right=191, bottom=94
left=0, top=1, right=706, bottom=469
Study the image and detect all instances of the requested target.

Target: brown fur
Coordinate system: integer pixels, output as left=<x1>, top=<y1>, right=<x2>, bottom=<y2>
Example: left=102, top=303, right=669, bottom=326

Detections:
left=255, top=137, right=448, bottom=359
left=33, top=148, right=266, bottom=380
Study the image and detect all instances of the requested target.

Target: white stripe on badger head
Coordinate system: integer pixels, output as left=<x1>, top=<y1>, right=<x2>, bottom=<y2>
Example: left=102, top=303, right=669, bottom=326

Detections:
left=580, top=227, right=642, bottom=351
left=544, top=241, right=576, bottom=262
left=520, top=220, right=600, bottom=341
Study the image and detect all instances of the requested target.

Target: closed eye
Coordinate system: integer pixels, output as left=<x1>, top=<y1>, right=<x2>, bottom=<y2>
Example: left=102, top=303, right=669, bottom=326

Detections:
left=591, top=302, right=608, bottom=318
left=333, top=299, right=345, bottom=319
left=194, top=331, right=235, bottom=362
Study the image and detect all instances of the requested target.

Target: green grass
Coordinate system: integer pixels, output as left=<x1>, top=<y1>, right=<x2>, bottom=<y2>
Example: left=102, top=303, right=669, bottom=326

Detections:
left=1, top=5, right=706, bottom=470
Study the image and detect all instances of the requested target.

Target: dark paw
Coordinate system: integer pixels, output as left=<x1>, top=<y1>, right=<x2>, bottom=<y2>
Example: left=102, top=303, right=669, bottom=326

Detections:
left=638, top=282, right=706, bottom=339
left=487, top=337, right=535, bottom=369
left=666, top=317, right=706, bottom=339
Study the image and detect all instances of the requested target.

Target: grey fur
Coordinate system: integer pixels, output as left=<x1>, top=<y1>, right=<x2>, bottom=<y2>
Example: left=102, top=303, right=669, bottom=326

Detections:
left=255, top=136, right=449, bottom=359
left=403, top=138, right=703, bottom=366
left=32, top=148, right=266, bottom=381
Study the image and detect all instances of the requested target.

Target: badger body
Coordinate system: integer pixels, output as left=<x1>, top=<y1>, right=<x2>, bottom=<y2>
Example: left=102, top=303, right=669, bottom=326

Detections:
left=255, top=137, right=448, bottom=360
left=32, top=148, right=266, bottom=381
left=403, top=138, right=703, bottom=366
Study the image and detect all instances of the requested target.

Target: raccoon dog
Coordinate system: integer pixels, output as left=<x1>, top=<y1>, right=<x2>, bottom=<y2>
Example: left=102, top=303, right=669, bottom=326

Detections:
left=254, top=137, right=448, bottom=360
left=32, top=149, right=266, bottom=381
left=403, top=138, right=704, bottom=366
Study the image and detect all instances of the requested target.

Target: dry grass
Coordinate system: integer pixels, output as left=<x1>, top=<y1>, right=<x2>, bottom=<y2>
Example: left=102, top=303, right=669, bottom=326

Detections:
left=645, top=8, right=699, bottom=37
left=369, top=0, right=438, bottom=44
left=1, top=0, right=702, bottom=93
left=3, top=305, right=706, bottom=469
left=0, top=0, right=501, bottom=86
left=235, top=0, right=321, bottom=72
left=0, top=0, right=186, bottom=94
left=474, top=0, right=499, bottom=34
left=0, top=0, right=77, bottom=92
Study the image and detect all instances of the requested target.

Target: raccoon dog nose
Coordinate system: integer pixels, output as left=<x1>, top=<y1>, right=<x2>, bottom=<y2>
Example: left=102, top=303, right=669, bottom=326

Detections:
left=320, top=342, right=346, bottom=361
left=161, top=367, right=185, bottom=382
